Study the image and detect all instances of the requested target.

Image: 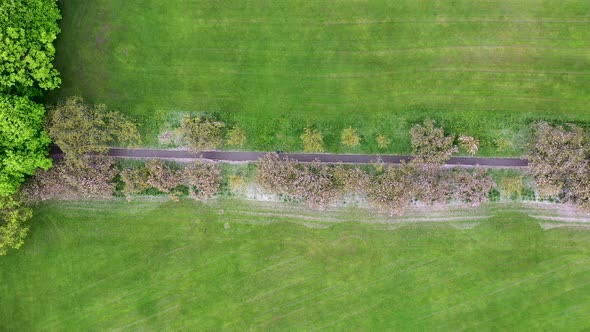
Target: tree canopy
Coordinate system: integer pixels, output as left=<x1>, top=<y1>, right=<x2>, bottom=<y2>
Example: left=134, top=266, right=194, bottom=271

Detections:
left=528, top=121, right=590, bottom=208
left=0, top=0, right=61, bottom=95
left=47, top=96, right=140, bottom=167
left=0, top=94, right=52, bottom=196
left=410, top=119, right=458, bottom=165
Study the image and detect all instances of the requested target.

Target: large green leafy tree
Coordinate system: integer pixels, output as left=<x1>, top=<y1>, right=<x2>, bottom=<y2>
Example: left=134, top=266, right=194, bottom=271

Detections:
left=0, top=95, right=52, bottom=196
left=0, top=0, right=61, bottom=95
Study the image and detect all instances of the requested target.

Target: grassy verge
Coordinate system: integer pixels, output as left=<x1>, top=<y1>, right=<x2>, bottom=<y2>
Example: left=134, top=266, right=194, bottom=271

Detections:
left=51, top=0, right=590, bottom=156
left=1, top=200, right=590, bottom=330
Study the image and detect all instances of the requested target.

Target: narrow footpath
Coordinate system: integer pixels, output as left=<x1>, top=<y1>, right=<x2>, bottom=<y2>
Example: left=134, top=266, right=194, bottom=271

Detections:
left=50, top=146, right=529, bottom=168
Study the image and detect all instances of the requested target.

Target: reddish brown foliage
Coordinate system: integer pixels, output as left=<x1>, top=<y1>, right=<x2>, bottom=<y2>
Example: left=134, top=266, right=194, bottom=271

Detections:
left=23, top=157, right=117, bottom=201
left=257, top=154, right=342, bottom=208
left=146, top=160, right=183, bottom=196
left=366, top=164, right=417, bottom=215
left=449, top=168, right=495, bottom=207
left=410, top=119, right=458, bottom=165
left=183, top=161, right=222, bottom=200
left=528, top=121, right=590, bottom=208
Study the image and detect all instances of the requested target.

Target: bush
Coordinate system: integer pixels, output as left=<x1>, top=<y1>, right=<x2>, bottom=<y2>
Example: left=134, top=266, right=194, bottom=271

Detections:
left=183, top=161, right=222, bottom=200
left=146, top=160, right=183, bottom=197
left=341, top=127, right=361, bottom=147
left=333, top=166, right=370, bottom=193
left=449, top=168, right=495, bottom=207
left=0, top=194, right=32, bottom=256
left=376, top=134, right=390, bottom=149
left=226, top=126, right=247, bottom=147
left=414, top=168, right=452, bottom=205
left=292, top=160, right=341, bottom=208
left=300, top=127, right=325, bottom=152
left=499, top=176, right=523, bottom=199
left=459, top=135, right=480, bottom=156
left=119, top=167, right=151, bottom=200
left=181, top=115, right=225, bottom=152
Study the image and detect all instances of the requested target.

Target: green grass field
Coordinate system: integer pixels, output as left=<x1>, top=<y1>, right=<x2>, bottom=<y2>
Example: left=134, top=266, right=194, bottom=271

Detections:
left=51, top=0, right=590, bottom=155
left=1, top=200, right=590, bottom=330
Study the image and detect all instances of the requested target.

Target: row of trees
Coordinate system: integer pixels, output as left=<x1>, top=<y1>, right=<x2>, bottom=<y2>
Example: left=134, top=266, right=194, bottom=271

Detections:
left=300, top=124, right=480, bottom=154
left=24, top=97, right=223, bottom=203
left=0, top=0, right=62, bottom=255
left=24, top=96, right=140, bottom=201
left=181, top=115, right=483, bottom=156
left=258, top=120, right=494, bottom=215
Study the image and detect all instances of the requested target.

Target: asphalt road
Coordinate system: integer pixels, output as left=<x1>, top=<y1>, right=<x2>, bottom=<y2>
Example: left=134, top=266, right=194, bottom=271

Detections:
left=49, top=146, right=528, bottom=168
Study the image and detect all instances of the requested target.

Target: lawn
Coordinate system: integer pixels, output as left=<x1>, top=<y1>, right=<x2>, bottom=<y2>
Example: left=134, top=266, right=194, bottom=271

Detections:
left=51, top=0, right=590, bottom=155
left=1, top=199, right=590, bottom=330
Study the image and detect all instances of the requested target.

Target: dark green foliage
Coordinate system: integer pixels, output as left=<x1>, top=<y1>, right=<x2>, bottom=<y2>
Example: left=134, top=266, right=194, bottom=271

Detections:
left=0, top=0, right=61, bottom=95
left=0, top=94, right=51, bottom=196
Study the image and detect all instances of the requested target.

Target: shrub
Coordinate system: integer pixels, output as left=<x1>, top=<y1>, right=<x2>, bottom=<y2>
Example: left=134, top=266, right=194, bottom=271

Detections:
left=0, top=194, right=32, bottom=256
left=226, top=126, right=247, bottom=147
left=257, top=153, right=300, bottom=196
left=449, top=168, right=495, bottom=207
left=459, top=135, right=480, bottom=156
left=499, top=176, right=523, bottom=199
left=292, top=160, right=341, bottom=208
left=300, top=127, right=325, bottom=152
left=146, top=160, right=183, bottom=195
left=495, top=137, right=513, bottom=152
left=340, top=127, right=361, bottom=147
left=181, top=115, right=225, bottom=152
left=183, top=161, right=222, bottom=200
left=119, top=167, right=151, bottom=201
left=414, top=168, right=452, bottom=205
left=376, top=134, right=390, bottom=149
left=228, top=175, right=246, bottom=191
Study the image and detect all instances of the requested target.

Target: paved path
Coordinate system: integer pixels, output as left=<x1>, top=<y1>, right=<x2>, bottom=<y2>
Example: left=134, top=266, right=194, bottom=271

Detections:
left=50, top=146, right=528, bottom=167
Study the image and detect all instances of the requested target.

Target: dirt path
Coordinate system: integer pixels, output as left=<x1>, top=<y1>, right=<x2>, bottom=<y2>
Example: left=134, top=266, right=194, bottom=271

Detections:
left=49, top=145, right=528, bottom=168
